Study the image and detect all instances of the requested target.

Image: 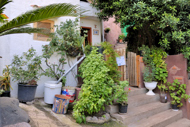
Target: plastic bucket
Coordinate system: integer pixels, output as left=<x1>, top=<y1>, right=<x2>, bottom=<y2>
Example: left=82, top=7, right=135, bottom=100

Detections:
left=44, top=81, right=62, bottom=104
left=62, top=86, right=76, bottom=103
left=52, top=95, right=70, bottom=114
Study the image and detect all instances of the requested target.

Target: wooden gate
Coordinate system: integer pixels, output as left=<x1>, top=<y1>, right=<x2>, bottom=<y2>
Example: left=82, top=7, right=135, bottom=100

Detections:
left=127, top=52, right=141, bottom=87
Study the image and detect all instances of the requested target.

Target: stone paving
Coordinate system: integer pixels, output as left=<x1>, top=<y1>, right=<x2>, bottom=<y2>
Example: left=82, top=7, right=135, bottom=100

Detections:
left=19, top=102, right=69, bottom=127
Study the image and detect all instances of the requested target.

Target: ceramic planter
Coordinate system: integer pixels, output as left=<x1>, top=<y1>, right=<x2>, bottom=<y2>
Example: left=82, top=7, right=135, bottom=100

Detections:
left=171, top=104, right=179, bottom=111
left=18, top=83, right=37, bottom=102
left=119, top=104, right=128, bottom=113
left=160, top=92, right=167, bottom=103
left=144, top=81, right=157, bottom=95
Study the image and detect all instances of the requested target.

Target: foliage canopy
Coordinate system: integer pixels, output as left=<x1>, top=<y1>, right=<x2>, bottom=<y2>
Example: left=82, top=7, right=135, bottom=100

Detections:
left=91, top=0, right=190, bottom=54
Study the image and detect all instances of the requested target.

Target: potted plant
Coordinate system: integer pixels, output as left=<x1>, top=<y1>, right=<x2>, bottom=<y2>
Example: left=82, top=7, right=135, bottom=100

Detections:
left=157, top=83, right=168, bottom=103
left=114, top=81, right=131, bottom=113
left=9, top=47, right=42, bottom=102
left=143, top=66, right=157, bottom=95
left=104, top=28, right=110, bottom=33
left=50, top=18, right=85, bottom=57
left=167, top=79, right=190, bottom=111
left=151, top=47, right=168, bottom=102
left=0, top=65, right=12, bottom=97
left=118, top=34, right=125, bottom=43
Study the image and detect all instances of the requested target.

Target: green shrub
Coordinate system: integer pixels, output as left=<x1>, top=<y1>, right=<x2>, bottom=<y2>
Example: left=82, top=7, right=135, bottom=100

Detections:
left=73, top=47, right=114, bottom=123
left=167, top=79, right=190, bottom=107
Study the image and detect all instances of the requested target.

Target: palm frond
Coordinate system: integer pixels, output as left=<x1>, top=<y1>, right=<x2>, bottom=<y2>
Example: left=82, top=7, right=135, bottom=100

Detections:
left=0, top=0, right=12, bottom=14
left=0, top=27, right=52, bottom=36
left=0, top=3, right=80, bottom=34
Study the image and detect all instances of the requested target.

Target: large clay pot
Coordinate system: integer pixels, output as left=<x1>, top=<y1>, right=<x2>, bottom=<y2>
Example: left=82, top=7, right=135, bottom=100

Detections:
left=144, top=81, right=157, bottom=95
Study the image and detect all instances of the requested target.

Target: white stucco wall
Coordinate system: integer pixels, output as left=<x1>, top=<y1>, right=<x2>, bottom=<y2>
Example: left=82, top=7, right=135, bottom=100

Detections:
left=0, top=0, right=80, bottom=98
left=0, top=0, right=102, bottom=98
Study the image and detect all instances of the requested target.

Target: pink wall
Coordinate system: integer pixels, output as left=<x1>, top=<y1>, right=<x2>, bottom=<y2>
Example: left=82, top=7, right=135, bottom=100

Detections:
left=103, top=17, right=122, bottom=46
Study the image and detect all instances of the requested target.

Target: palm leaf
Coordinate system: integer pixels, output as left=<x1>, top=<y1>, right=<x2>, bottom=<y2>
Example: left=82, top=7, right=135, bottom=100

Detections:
left=0, top=3, right=80, bottom=34
left=0, top=0, right=12, bottom=14
left=0, top=27, right=51, bottom=36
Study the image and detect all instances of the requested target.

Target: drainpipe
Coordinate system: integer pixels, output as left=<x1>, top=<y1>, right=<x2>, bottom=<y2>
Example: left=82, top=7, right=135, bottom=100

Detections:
left=56, top=45, right=85, bottom=84
left=101, top=19, right=104, bottom=42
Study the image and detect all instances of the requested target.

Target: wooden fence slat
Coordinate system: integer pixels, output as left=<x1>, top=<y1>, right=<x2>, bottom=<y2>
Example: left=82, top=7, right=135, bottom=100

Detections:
left=127, top=51, right=140, bottom=87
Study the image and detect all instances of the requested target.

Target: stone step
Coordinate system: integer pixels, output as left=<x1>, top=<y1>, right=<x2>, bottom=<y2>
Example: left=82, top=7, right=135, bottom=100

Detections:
left=128, top=109, right=182, bottom=127
left=128, top=94, right=159, bottom=108
left=127, top=87, right=147, bottom=97
left=111, top=102, right=170, bottom=124
left=166, top=118, right=190, bottom=127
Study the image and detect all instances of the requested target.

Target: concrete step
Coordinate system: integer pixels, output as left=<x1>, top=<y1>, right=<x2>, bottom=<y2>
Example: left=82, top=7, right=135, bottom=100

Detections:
left=166, top=118, right=190, bottom=127
left=128, top=109, right=182, bottom=127
left=111, top=102, right=170, bottom=124
left=127, top=87, right=147, bottom=97
left=128, top=94, right=159, bottom=108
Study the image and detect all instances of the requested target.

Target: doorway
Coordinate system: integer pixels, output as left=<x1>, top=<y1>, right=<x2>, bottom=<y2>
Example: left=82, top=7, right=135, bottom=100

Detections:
left=81, top=26, right=92, bottom=46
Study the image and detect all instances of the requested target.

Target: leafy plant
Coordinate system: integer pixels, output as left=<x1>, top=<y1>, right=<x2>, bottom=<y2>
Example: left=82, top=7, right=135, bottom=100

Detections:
left=91, top=0, right=190, bottom=55
left=167, top=79, right=190, bottom=107
left=151, top=47, right=168, bottom=84
left=101, top=41, right=120, bottom=83
left=73, top=47, right=114, bottom=123
left=143, top=66, right=155, bottom=82
left=118, top=34, right=125, bottom=40
left=181, top=46, right=190, bottom=72
left=139, top=45, right=168, bottom=84
left=39, top=44, right=66, bottom=81
left=158, top=83, right=168, bottom=93
left=0, top=89, right=4, bottom=95
left=0, top=65, right=12, bottom=91
left=9, top=47, right=42, bottom=84
left=114, top=81, right=131, bottom=106
left=50, top=18, right=85, bottom=57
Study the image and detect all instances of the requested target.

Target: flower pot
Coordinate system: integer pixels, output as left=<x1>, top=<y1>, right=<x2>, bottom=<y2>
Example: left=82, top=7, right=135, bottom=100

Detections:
left=160, top=92, right=167, bottom=103
left=18, top=83, right=37, bottom=102
left=0, top=90, right=10, bottom=97
left=119, top=104, right=128, bottom=113
left=75, top=88, right=82, bottom=101
left=144, top=81, right=157, bottom=95
left=44, top=81, right=62, bottom=104
left=171, top=104, right=179, bottom=111
left=119, top=39, right=123, bottom=43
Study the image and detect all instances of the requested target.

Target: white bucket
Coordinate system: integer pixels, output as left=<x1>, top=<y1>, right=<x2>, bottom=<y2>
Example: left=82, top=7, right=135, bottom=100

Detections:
left=44, top=81, right=62, bottom=104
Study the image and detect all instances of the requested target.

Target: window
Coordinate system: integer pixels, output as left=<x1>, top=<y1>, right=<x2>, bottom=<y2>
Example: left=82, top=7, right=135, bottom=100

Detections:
left=33, top=20, right=54, bottom=41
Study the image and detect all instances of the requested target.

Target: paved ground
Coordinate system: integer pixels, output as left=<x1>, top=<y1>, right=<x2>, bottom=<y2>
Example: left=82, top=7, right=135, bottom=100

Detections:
left=19, top=99, right=124, bottom=127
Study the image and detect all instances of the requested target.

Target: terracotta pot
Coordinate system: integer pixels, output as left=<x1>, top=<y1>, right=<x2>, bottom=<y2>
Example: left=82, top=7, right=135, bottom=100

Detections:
left=119, top=39, right=123, bottom=43
left=75, top=88, right=81, bottom=101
